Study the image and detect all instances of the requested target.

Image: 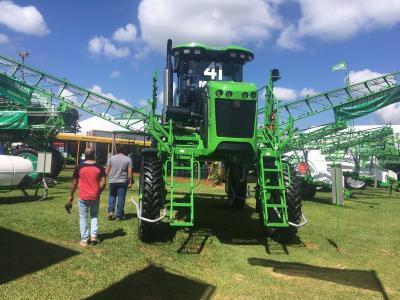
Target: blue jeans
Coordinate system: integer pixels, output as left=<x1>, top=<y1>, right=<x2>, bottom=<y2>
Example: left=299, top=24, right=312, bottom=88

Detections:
left=108, top=183, right=128, bottom=218
left=78, top=199, right=99, bottom=241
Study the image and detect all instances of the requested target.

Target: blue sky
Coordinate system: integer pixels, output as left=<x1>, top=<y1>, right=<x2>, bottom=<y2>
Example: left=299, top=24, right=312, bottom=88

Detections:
left=0, top=0, right=400, bottom=126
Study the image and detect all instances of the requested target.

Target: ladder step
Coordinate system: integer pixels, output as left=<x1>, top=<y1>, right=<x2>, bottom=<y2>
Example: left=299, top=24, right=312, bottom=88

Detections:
left=263, top=186, right=286, bottom=190
left=171, top=202, right=192, bottom=207
left=266, top=222, right=289, bottom=227
left=170, top=221, right=193, bottom=227
left=265, top=204, right=286, bottom=208
left=173, top=166, right=192, bottom=170
left=264, top=168, right=282, bottom=172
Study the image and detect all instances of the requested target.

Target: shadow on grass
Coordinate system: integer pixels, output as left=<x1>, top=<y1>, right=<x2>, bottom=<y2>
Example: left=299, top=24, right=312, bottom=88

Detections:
left=248, top=258, right=389, bottom=300
left=86, top=264, right=215, bottom=300
left=98, top=228, right=127, bottom=242
left=0, top=227, right=79, bottom=284
left=346, top=199, right=380, bottom=205
left=123, top=212, right=137, bottom=220
left=0, top=190, right=54, bottom=205
left=172, top=192, right=303, bottom=254
left=177, top=229, right=211, bottom=254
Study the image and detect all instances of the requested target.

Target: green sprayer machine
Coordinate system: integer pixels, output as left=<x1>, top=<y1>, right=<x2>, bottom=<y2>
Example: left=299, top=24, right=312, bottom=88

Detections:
left=0, top=68, right=79, bottom=182
left=0, top=39, right=305, bottom=241
left=2, top=39, right=399, bottom=242
left=136, top=40, right=303, bottom=241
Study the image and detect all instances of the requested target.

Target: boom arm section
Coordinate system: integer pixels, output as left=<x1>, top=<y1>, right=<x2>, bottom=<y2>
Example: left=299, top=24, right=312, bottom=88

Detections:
left=317, top=125, right=394, bottom=154
left=259, top=71, right=400, bottom=129
left=0, top=54, right=148, bottom=132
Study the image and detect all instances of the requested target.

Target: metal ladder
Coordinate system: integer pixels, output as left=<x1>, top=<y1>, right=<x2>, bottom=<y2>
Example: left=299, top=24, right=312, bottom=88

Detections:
left=258, top=150, right=289, bottom=227
left=164, top=152, right=200, bottom=227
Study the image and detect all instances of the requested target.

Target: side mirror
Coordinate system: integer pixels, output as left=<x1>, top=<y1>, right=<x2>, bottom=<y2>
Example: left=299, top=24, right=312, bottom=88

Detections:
left=271, top=69, right=281, bottom=82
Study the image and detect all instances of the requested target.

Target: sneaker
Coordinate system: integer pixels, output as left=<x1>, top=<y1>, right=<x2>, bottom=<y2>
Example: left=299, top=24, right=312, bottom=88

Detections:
left=80, top=240, right=89, bottom=247
left=115, top=217, right=124, bottom=221
left=90, top=236, right=100, bottom=244
left=107, top=213, right=114, bottom=220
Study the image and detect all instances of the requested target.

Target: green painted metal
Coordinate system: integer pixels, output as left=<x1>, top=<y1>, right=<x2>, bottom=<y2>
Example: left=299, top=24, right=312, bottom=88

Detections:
left=285, top=121, right=348, bottom=152
left=0, top=111, right=28, bottom=129
left=173, top=42, right=253, bottom=56
left=0, top=54, right=148, bottom=133
left=258, top=71, right=400, bottom=129
left=0, top=45, right=295, bottom=232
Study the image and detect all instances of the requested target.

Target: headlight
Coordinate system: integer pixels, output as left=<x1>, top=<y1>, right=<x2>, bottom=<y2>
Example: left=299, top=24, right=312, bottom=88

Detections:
left=251, top=92, right=257, bottom=99
left=242, top=92, right=249, bottom=99
left=226, top=91, right=233, bottom=98
left=215, top=90, right=223, bottom=97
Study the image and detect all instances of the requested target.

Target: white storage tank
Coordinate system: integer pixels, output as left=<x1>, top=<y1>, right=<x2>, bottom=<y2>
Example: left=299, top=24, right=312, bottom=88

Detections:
left=0, top=155, right=34, bottom=186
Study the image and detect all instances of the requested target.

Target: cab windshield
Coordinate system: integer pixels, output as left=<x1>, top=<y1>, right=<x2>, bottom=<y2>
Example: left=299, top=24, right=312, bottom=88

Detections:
left=177, top=59, right=243, bottom=89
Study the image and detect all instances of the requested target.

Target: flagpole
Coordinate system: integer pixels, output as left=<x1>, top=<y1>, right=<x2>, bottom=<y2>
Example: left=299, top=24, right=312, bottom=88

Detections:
left=344, top=61, right=349, bottom=87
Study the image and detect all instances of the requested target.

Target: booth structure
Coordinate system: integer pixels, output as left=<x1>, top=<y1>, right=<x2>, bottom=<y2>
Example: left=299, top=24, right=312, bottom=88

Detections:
left=54, top=116, right=149, bottom=167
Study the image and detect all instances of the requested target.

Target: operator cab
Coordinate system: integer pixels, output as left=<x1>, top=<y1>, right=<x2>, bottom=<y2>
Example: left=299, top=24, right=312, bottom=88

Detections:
left=164, top=42, right=253, bottom=125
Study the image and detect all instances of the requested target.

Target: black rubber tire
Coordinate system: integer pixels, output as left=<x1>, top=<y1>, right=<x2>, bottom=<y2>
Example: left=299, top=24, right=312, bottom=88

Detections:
left=225, top=164, right=247, bottom=209
left=47, top=146, right=65, bottom=178
left=279, top=164, right=302, bottom=241
left=300, top=181, right=317, bottom=198
left=138, top=152, right=164, bottom=242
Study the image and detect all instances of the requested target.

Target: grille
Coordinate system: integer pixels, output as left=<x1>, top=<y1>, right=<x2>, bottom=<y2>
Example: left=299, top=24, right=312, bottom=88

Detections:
left=215, top=99, right=256, bottom=138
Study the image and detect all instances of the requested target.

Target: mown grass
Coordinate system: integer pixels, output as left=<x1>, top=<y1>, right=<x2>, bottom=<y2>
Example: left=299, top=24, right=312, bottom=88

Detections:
left=0, top=169, right=399, bottom=299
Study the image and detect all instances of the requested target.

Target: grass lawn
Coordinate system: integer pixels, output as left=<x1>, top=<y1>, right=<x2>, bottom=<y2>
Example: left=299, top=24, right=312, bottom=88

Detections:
left=0, top=169, right=399, bottom=299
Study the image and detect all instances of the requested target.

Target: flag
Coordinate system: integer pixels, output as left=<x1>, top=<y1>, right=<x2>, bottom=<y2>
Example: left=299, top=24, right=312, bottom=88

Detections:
left=331, top=61, right=347, bottom=72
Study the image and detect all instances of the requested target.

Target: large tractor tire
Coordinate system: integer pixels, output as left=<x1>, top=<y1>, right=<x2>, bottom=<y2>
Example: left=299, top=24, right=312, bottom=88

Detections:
left=225, top=163, right=247, bottom=209
left=47, top=146, right=65, bottom=178
left=300, top=181, right=317, bottom=199
left=138, top=151, right=164, bottom=242
left=279, top=164, right=302, bottom=241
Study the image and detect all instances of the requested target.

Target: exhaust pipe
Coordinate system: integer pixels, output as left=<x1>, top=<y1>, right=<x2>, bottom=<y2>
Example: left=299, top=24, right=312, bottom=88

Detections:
left=162, top=39, right=173, bottom=123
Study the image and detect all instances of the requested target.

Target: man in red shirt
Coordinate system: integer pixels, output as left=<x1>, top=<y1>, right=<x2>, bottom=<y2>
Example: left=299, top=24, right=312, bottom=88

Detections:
left=67, top=148, right=106, bottom=247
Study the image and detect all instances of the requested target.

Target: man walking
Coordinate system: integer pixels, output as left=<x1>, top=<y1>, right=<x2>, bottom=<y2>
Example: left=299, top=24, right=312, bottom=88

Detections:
left=106, top=145, right=133, bottom=221
left=67, top=148, right=106, bottom=247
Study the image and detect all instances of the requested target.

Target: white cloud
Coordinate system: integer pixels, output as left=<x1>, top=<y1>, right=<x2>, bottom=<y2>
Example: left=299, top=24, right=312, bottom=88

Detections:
left=0, top=1, right=49, bottom=36
left=90, top=84, right=130, bottom=106
left=138, top=0, right=282, bottom=52
left=299, top=87, right=318, bottom=97
left=375, top=103, right=400, bottom=124
left=277, top=25, right=302, bottom=50
left=134, top=46, right=151, bottom=61
left=88, top=36, right=104, bottom=54
left=348, top=69, right=384, bottom=84
left=110, top=70, right=121, bottom=79
left=113, top=23, right=137, bottom=43
left=278, top=0, right=400, bottom=50
left=0, top=33, right=9, bottom=44
left=59, top=89, right=77, bottom=104
left=88, top=36, right=130, bottom=58
left=274, top=87, right=297, bottom=101
left=269, top=86, right=318, bottom=101
left=139, top=99, right=147, bottom=107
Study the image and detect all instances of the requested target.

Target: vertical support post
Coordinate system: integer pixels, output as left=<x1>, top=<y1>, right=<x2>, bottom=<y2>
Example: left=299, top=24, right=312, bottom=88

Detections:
left=169, top=154, right=175, bottom=221
left=331, top=163, right=344, bottom=206
left=75, top=141, right=80, bottom=166
left=112, top=132, right=116, bottom=155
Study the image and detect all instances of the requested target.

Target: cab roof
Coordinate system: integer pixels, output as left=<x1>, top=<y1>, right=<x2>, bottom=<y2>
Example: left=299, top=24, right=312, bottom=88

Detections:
left=171, top=42, right=254, bottom=63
